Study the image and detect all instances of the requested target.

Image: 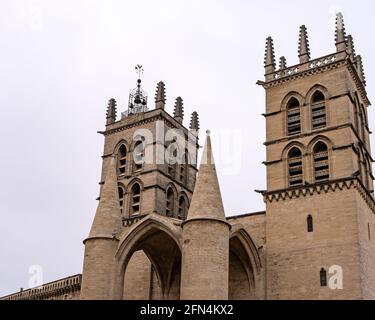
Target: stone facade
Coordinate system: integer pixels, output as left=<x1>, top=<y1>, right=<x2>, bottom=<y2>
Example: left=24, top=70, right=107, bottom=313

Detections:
left=2, top=13, right=375, bottom=301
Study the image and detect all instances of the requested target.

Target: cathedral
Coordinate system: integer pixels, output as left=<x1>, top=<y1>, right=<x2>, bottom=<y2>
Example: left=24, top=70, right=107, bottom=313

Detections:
left=2, top=13, right=375, bottom=300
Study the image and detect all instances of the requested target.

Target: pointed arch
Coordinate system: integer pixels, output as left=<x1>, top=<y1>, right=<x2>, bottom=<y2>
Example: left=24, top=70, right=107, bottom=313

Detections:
left=229, top=226, right=263, bottom=300
left=165, top=184, right=178, bottom=217
left=127, top=179, right=144, bottom=217
left=310, top=89, right=327, bottom=130
left=281, top=91, right=304, bottom=111
left=114, top=140, right=130, bottom=176
left=313, top=141, right=330, bottom=183
left=115, top=214, right=182, bottom=300
left=177, top=192, right=189, bottom=220
left=305, top=84, right=330, bottom=104
left=288, top=147, right=303, bottom=187
left=286, top=96, right=302, bottom=136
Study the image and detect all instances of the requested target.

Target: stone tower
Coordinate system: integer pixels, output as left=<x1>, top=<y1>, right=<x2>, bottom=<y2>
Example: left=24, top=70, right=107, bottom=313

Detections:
left=80, top=70, right=200, bottom=299
left=180, top=131, right=231, bottom=300
left=258, top=13, right=375, bottom=299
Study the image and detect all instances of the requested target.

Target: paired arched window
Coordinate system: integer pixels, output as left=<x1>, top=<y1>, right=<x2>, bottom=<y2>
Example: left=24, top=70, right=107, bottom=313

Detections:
left=133, top=140, right=144, bottom=172
left=130, top=183, right=141, bottom=216
left=166, top=187, right=175, bottom=217
left=118, top=144, right=127, bottom=175
left=288, top=147, right=303, bottom=187
left=178, top=195, right=188, bottom=220
left=313, top=142, right=329, bottom=182
left=287, top=97, right=301, bottom=135
left=320, top=268, right=327, bottom=287
left=307, top=215, right=313, bottom=233
left=118, top=186, right=125, bottom=214
left=311, top=91, right=327, bottom=130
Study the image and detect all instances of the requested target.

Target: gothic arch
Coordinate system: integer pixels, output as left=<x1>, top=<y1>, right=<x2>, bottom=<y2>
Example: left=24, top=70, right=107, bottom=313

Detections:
left=126, top=178, right=144, bottom=217
left=165, top=184, right=178, bottom=217
left=115, top=214, right=182, bottom=300
left=281, top=141, right=306, bottom=160
left=113, top=139, right=130, bottom=154
left=229, top=226, right=263, bottom=300
left=177, top=192, right=190, bottom=220
left=307, top=135, right=334, bottom=154
left=281, top=91, right=304, bottom=111
left=304, top=84, right=330, bottom=104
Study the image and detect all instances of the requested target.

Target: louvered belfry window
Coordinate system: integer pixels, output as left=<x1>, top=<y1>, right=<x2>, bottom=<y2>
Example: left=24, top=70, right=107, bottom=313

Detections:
left=311, top=91, right=327, bottom=130
left=287, top=98, right=301, bottom=135
left=288, top=148, right=303, bottom=187
left=314, top=142, right=329, bottom=182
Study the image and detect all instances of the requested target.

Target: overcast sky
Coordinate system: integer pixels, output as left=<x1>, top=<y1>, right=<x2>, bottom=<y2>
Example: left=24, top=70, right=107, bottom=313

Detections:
left=0, top=0, right=374, bottom=296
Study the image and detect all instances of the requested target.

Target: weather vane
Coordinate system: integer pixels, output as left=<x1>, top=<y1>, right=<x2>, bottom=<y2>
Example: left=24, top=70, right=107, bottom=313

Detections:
left=135, top=64, right=144, bottom=81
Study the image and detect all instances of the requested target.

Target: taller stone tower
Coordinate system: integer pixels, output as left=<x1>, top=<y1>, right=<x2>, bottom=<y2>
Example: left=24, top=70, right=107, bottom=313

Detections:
left=258, top=13, right=375, bottom=299
left=80, top=67, right=200, bottom=299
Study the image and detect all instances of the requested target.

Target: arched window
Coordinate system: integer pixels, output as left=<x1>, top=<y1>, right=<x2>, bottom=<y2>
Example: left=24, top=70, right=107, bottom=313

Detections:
left=320, top=268, right=327, bottom=287
left=166, top=188, right=175, bottom=217
left=288, top=147, right=303, bottom=187
left=133, top=140, right=144, bottom=172
left=311, top=91, right=327, bottom=130
left=179, top=152, right=189, bottom=184
left=130, top=183, right=141, bottom=216
left=118, top=186, right=125, bottom=214
left=167, top=143, right=178, bottom=178
left=178, top=195, right=188, bottom=220
left=287, top=97, right=301, bottom=135
left=314, top=142, right=329, bottom=182
left=307, top=215, right=313, bottom=233
left=118, top=144, right=127, bottom=175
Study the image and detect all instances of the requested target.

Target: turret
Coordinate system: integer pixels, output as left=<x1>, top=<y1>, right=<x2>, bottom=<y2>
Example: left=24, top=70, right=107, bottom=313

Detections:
left=180, top=131, right=230, bottom=300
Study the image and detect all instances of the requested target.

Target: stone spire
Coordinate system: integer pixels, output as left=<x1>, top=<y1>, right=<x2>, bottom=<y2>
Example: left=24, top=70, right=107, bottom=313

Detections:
left=298, top=25, right=310, bottom=63
left=88, top=156, right=122, bottom=238
left=189, top=111, right=200, bottom=133
left=356, top=55, right=366, bottom=86
left=335, top=12, right=347, bottom=52
left=155, top=81, right=166, bottom=109
left=279, top=56, right=287, bottom=70
left=264, top=36, right=276, bottom=75
left=186, top=131, right=225, bottom=222
left=347, top=34, right=356, bottom=61
left=173, top=97, right=184, bottom=124
left=106, top=98, right=117, bottom=125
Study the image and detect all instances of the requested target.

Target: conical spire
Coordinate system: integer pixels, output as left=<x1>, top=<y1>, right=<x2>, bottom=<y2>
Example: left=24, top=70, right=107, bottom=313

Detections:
left=298, top=25, right=310, bottom=63
left=155, top=81, right=166, bottom=109
left=264, top=36, right=276, bottom=75
left=186, top=131, right=225, bottom=222
left=173, top=97, right=184, bottom=124
left=335, top=12, right=347, bottom=52
left=356, top=55, right=366, bottom=86
left=347, top=34, right=356, bottom=61
left=88, top=156, right=121, bottom=238
left=189, top=111, right=200, bottom=132
left=279, top=56, right=287, bottom=70
left=106, top=98, right=117, bottom=125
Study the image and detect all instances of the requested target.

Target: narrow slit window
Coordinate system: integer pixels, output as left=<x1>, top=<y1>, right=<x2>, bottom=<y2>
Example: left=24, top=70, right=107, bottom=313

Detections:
left=311, top=91, right=327, bottom=130
left=320, top=268, right=327, bottom=287
left=287, top=97, right=301, bottom=135
left=307, top=215, right=313, bottom=233
left=288, top=147, right=303, bottom=187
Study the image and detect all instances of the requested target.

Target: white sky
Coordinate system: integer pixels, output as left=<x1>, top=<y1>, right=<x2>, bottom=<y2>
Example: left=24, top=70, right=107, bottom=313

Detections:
left=0, top=0, right=374, bottom=296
